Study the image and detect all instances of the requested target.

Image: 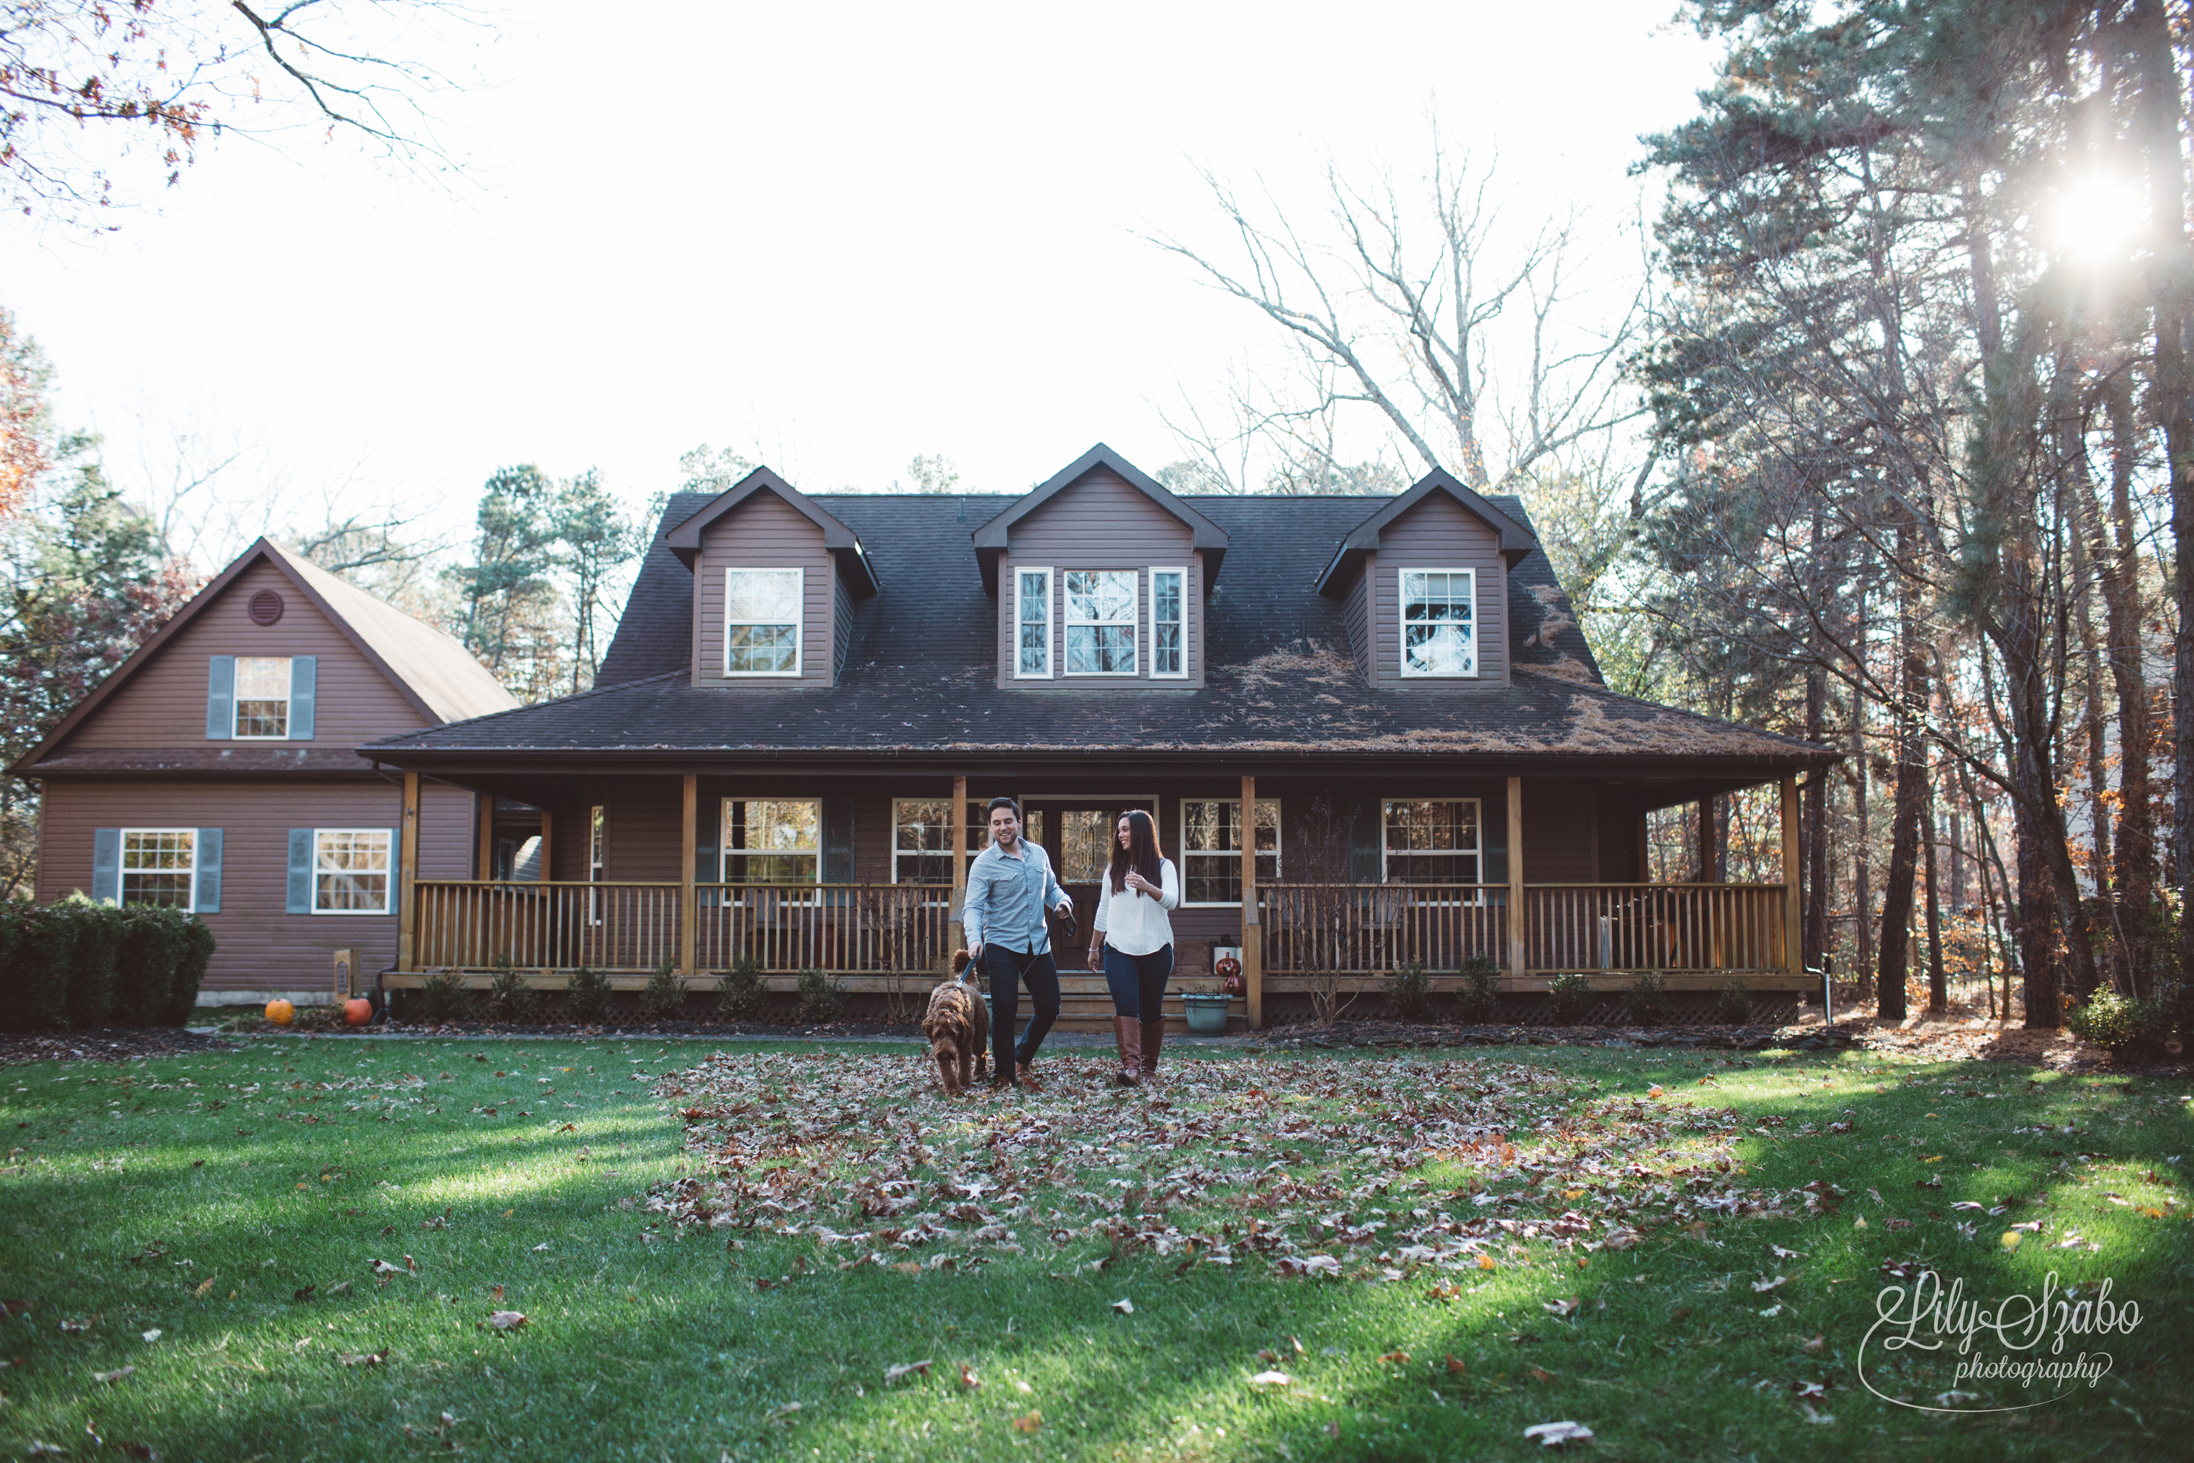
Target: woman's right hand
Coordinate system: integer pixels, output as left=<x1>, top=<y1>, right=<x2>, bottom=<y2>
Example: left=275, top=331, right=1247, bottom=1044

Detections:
left=1089, top=943, right=1103, bottom=972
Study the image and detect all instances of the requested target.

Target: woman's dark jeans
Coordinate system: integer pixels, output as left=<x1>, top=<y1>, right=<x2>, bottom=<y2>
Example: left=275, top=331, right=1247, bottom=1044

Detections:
left=984, top=944, right=1062, bottom=1076
left=1103, top=943, right=1174, bottom=1021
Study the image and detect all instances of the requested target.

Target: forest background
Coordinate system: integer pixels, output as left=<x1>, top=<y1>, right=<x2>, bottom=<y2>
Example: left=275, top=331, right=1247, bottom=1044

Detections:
left=0, top=0, right=2188, bottom=1035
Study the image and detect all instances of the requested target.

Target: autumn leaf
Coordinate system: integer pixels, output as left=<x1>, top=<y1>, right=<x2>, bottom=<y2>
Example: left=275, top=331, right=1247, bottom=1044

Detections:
left=1523, top=1420, right=1594, bottom=1446
left=368, top=1259, right=404, bottom=1276
left=193, top=1278, right=214, bottom=1297
left=1010, top=1410, right=1042, bottom=1433
left=338, top=1349, right=387, bottom=1366
left=485, top=1310, right=527, bottom=1330
left=1248, top=1370, right=1292, bottom=1386
left=93, top=1365, right=136, bottom=1383
left=1379, top=1350, right=1410, bottom=1363
left=1543, top=1298, right=1579, bottom=1316
left=1111, top=1297, right=1134, bottom=1314
left=956, top=1362, right=980, bottom=1389
left=1445, top=1353, right=1468, bottom=1375
left=883, top=1359, right=932, bottom=1383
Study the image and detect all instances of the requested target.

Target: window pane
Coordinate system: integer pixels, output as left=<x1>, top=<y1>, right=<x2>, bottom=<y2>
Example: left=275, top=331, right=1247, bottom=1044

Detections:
left=589, top=807, right=607, bottom=867
left=1402, top=571, right=1476, bottom=675
left=315, top=829, right=391, bottom=912
left=234, top=656, right=290, bottom=737
left=727, top=623, right=799, bottom=674
left=724, top=799, right=820, bottom=883
left=1018, top=571, right=1050, bottom=676
left=1058, top=810, right=1112, bottom=882
left=1063, top=570, right=1136, bottom=674
left=1383, top=801, right=1479, bottom=883
left=1153, top=571, right=1183, bottom=675
left=727, top=570, right=800, bottom=621
left=726, top=570, right=800, bottom=673
left=121, top=830, right=195, bottom=908
left=1065, top=624, right=1135, bottom=673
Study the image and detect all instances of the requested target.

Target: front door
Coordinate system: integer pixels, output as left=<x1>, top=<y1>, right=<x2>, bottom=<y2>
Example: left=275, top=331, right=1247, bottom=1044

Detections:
left=1026, top=799, right=1156, bottom=969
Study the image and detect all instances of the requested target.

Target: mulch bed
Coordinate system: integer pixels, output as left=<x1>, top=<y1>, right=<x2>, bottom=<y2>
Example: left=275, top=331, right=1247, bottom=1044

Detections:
left=0, top=1027, right=238, bottom=1066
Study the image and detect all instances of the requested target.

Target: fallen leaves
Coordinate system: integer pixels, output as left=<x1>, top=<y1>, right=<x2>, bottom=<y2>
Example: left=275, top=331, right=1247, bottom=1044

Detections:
left=1445, top=1353, right=1468, bottom=1375
left=485, top=1311, right=528, bottom=1331
left=1110, top=1297, right=1135, bottom=1315
left=1378, top=1349, right=1411, bottom=1363
left=1524, top=1420, right=1594, bottom=1446
left=883, top=1359, right=932, bottom=1383
left=956, top=1362, right=980, bottom=1389
left=1010, top=1410, right=1042, bottom=1432
left=1248, top=1370, right=1292, bottom=1386
left=337, top=1349, right=387, bottom=1366
left=93, top=1365, right=135, bottom=1383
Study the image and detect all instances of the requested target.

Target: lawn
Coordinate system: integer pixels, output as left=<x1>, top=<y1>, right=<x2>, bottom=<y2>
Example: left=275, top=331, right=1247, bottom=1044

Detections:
left=0, top=1034, right=2187, bottom=1461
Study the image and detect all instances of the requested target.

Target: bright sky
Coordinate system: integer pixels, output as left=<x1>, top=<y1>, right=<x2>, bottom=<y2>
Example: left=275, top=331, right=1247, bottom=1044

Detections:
left=0, top=2, right=1717, bottom=568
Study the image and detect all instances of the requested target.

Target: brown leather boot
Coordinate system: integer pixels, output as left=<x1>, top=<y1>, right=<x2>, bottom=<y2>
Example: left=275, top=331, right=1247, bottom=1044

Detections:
left=1112, top=1016, right=1143, bottom=1087
left=1139, top=1016, right=1163, bottom=1079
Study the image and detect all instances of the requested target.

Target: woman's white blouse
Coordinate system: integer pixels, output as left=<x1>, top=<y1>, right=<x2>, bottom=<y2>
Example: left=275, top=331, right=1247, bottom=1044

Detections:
left=1093, top=858, right=1180, bottom=957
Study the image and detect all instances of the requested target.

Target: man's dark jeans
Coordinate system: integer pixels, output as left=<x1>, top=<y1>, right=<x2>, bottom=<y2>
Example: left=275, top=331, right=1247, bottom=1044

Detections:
left=984, top=944, right=1061, bottom=1077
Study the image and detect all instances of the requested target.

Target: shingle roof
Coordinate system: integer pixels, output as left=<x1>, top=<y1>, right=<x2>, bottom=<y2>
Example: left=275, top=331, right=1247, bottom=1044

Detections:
left=369, top=493, right=1827, bottom=770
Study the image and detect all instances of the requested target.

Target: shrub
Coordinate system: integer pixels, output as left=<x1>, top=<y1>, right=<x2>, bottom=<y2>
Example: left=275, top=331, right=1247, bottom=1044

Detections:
left=113, top=908, right=190, bottom=1025
left=481, top=962, right=537, bottom=1024
left=65, top=898, right=128, bottom=1028
left=714, top=957, right=769, bottom=1022
left=2066, top=983, right=2178, bottom=1057
left=1453, top=955, right=1500, bottom=1024
left=1545, top=972, right=1595, bottom=1026
left=420, top=968, right=469, bottom=1023
left=640, top=960, right=686, bottom=1021
left=795, top=968, right=846, bottom=1024
left=1621, top=973, right=1669, bottom=1027
left=565, top=967, right=613, bottom=1023
left=166, top=917, right=217, bottom=1024
left=8, top=904, right=78, bottom=1032
left=1714, top=980, right=1755, bottom=1026
left=1388, top=960, right=1434, bottom=1022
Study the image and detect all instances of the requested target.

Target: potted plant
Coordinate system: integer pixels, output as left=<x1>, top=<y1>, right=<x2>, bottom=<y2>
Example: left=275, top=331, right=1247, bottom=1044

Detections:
left=1182, top=979, right=1233, bottom=1035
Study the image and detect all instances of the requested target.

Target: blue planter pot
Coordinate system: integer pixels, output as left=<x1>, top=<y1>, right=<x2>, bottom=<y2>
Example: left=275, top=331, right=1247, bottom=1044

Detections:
left=1181, top=992, right=1232, bottom=1035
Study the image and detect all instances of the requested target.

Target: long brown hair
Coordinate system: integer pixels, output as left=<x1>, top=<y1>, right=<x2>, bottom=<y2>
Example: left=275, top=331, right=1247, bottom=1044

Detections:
left=1108, top=809, right=1164, bottom=894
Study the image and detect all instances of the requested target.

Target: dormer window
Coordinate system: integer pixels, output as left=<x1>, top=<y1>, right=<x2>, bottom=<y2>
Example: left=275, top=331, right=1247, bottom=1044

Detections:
left=1400, top=569, right=1477, bottom=677
left=1064, top=570, right=1137, bottom=675
left=724, top=568, right=803, bottom=676
left=1151, top=568, right=1186, bottom=678
left=234, top=657, right=293, bottom=737
left=1016, top=568, right=1051, bottom=678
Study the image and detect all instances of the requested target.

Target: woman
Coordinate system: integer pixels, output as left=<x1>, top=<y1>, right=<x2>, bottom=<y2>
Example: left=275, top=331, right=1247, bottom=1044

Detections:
left=1089, top=809, right=1180, bottom=1086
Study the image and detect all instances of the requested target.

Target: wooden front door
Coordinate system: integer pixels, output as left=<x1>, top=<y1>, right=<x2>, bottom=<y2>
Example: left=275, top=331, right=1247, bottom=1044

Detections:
left=1026, top=798, right=1155, bottom=968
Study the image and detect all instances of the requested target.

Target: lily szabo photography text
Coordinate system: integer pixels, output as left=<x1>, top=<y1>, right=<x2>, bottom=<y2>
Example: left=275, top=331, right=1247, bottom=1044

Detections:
left=1862, top=1269, right=2145, bottom=1412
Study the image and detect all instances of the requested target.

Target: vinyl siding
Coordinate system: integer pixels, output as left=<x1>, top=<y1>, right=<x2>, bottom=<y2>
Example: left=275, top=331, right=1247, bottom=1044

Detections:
left=1369, top=492, right=1510, bottom=688
left=38, top=777, right=477, bottom=993
left=833, top=572, right=853, bottom=681
left=1342, top=557, right=1373, bottom=683
left=65, top=560, right=427, bottom=751
left=1520, top=781, right=1598, bottom=882
left=691, top=490, right=835, bottom=688
left=993, top=467, right=1202, bottom=688
left=1597, top=794, right=1642, bottom=882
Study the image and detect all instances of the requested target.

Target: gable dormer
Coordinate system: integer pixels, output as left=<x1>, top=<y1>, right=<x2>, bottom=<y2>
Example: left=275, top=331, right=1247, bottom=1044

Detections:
left=665, top=468, right=880, bottom=688
left=1315, top=469, right=1536, bottom=689
left=974, top=444, right=1229, bottom=689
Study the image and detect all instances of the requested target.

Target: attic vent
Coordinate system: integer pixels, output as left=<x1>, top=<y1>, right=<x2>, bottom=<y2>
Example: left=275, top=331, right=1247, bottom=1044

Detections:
left=248, top=589, right=285, bottom=626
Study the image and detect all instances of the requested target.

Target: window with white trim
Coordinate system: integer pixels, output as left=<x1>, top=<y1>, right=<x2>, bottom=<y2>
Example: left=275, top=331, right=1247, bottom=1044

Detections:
left=1180, top=799, right=1279, bottom=905
left=1400, top=568, right=1477, bottom=677
left=121, top=829, right=196, bottom=908
left=1015, top=568, right=1051, bottom=678
left=1150, top=567, right=1186, bottom=677
left=233, top=656, right=292, bottom=737
left=724, top=568, right=803, bottom=675
left=721, top=798, right=820, bottom=883
left=1064, top=570, right=1137, bottom=675
left=891, top=799, right=982, bottom=884
left=314, top=829, right=391, bottom=913
left=1382, top=799, right=1480, bottom=884
left=588, top=805, right=607, bottom=923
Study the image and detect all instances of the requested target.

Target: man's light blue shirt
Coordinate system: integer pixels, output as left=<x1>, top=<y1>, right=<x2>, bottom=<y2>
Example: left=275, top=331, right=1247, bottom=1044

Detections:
left=963, top=838, right=1067, bottom=954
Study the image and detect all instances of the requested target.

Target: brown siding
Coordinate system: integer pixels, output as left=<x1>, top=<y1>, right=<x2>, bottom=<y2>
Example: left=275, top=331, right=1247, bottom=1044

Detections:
left=1342, top=557, right=1373, bottom=683
left=994, top=467, right=1201, bottom=688
left=65, top=560, right=429, bottom=752
left=36, top=777, right=477, bottom=994
left=1597, top=794, right=1641, bottom=882
left=1521, top=781, right=1598, bottom=882
left=691, top=490, right=835, bottom=688
left=1368, top=492, right=1510, bottom=688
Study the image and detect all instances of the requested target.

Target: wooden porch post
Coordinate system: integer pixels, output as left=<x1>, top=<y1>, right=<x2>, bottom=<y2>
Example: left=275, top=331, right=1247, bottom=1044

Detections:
left=679, top=775, right=698, bottom=977
left=537, top=809, right=552, bottom=882
left=1241, top=775, right=1262, bottom=1030
left=396, top=772, right=421, bottom=973
left=475, top=793, right=495, bottom=880
left=1697, top=797, right=1718, bottom=881
left=1506, top=777, right=1526, bottom=975
left=1780, top=773, right=1803, bottom=979
left=949, top=774, right=969, bottom=955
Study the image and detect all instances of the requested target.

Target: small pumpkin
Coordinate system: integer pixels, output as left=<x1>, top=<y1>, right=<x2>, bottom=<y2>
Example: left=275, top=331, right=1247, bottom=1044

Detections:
left=343, top=997, right=373, bottom=1026
left=264, top=999, right=295, bottom=1026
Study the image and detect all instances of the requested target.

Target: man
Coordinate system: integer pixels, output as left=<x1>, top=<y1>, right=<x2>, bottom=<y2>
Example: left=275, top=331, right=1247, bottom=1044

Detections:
left=963, top=795, right=1073, bottom=1091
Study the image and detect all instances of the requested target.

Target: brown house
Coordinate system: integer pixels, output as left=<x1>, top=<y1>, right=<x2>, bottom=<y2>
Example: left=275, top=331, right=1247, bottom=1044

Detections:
left=360, top=445, right=1835, bottom=1029
left=12, top=539, right=517, bottom=1002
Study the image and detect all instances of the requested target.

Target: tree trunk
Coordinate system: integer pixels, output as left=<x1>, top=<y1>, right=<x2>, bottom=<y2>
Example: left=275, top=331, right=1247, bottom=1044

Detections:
left=1924, top=767, right=1947, bottom=1014
left=1804, top=667, right=1829, bottom=976
left=2101, top=373, right=2157, bottom=988
left=1875, top=537, right=1927, bottom=1022
left=2062, top=420, right=2116, bottom=996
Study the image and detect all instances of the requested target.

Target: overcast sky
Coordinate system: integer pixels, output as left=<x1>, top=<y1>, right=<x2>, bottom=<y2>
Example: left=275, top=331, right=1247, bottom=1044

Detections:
left=0, top=2, right=1718, bottom=567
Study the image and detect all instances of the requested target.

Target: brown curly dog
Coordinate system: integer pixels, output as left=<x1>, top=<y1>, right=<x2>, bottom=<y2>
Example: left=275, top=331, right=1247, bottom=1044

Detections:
left=920, top=950, right=990, bottom=1096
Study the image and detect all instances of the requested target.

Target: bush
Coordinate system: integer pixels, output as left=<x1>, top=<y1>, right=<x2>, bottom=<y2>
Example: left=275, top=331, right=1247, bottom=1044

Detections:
left=1714, top=981, right=1755, bottom=1026
left=714, top=957, right=769, bottom=1022
left=1545, top=972, right=1595, bottom=1026
left=1453, top=955, right=1500, bottom=1024
left=565, top=967, right=613, bottom=1023
left=114, top=908, right=191, bottom=1025
left=420, top=968, right=469, bottom=1022
left=640, top=960, right=686, bottom=1020
left=65, top=898, right=127, bottom=1028
left=8, top=904, right=78, bottom=1032
left=1621, top=973, right=1669, bottom=1027
left=1388, top=960, right=1434, bottom=1022
left=481, top=963, right=537, bottom=1024
left=2067, top=982, right=2178, bottom=1057
left=795, top=968, right=846, bottom=1024
left=166, top=917, right=216, bottom=1024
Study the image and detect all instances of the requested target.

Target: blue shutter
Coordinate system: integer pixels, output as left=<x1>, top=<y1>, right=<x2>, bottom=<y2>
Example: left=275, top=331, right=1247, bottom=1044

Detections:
left=287, top=829, right=313, bottom=914
left=92, top=828, right=121, bottom=904
left=194, top=829, right=223, bottom=913
left=206, top=656, right=234, bottom=740
left=1347, top=799, right=1383, bottom=883
left=289, top=656, right=316, bottom=740
left=388, top=827, right=402, bottom=915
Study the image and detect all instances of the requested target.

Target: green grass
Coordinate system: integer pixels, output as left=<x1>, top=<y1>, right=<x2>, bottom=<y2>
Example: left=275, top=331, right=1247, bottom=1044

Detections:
left=0, top=1036, right=2187, bottom=1460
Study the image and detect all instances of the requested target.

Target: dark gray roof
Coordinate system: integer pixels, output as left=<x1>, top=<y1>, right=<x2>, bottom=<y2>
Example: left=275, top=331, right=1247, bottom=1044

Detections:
left=363, top=492, right=1828, bottom=770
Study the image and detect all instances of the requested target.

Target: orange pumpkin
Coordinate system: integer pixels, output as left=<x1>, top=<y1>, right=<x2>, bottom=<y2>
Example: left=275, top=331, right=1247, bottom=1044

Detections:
left=343, top=997, right=373, bottom=1026
left=264, top=999, right=295, bottom=1026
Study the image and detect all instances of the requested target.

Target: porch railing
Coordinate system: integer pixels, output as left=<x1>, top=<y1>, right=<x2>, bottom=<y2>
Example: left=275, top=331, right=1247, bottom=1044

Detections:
left=1522, top=883, right=1786, bottom=972
left=692, top=884, right=955, bottom=975
left=412, top=881, right=682, bottom=972
left=1257, top=884, right=1508, bottom=976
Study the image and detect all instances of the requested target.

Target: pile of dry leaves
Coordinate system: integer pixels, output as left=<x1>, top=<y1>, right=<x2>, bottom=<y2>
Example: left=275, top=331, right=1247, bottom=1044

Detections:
left=640, top=1052, right=1825, bottom=1284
